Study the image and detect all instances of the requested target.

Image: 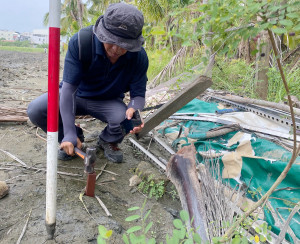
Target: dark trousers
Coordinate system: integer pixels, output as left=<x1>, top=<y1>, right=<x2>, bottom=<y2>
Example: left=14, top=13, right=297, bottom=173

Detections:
left=27, top=92, right=127, bottom=143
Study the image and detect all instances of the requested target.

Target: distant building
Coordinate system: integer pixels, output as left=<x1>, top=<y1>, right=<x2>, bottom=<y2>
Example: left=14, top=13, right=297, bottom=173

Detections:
left=20, top=32, right=31, bottom=42
left=0, top=30, right=19, bottom=41
left=31, top=29, right=49, bottom=45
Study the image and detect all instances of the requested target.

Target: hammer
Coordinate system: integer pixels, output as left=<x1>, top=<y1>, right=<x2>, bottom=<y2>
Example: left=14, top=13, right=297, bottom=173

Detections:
left=74, top=147, right=97, bottom=197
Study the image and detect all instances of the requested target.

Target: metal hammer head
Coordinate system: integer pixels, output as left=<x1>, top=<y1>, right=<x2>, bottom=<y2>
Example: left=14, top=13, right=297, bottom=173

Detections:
left=84, top=147, right=96, bottom=173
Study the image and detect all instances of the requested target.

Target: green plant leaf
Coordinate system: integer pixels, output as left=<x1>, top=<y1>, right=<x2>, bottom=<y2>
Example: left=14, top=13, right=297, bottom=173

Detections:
left=98, top=225, right=107, bottom=237
left=259, top=22, right=271, bottom=30
left=97, top=236, right=106, bottom=244
left=148, top=238, right=156, bottom=244
left=192, top=233, right=202, bottom=243
left=127, top=225, right=142, bottom=234
left=241, top=236, right=248, bottom=244
left=173, top=229, right=185, bottom=241
left=232, top=236, right=240, bottom=244
left=151, top=30, right=166, bottom=35
left=286, top=13, right=299, bottom=19
left=144, top=209, right=151, bottom=221
left=145, top=221, right=153, bottom=234
left=125, top=215, right=140, bottom=222
left=129, top=233, right=138, bottom=242
left=184, top=239, right=193, bottom=244
left=260, top=235, right=266, bottom=242
left=122, top=234, right=130, bottom=244
left=128, top=206, right=140, bottom=211
left=272, top=27, right=287, bottom=34
left=180, top=210, right=190, bottom=222
left=255, top=227, right=261, bottom=233
left=212, top=237, right=222, bottom=243
left=173, top=219, right=184, bottom=229
left=279, top=19, right=293, bottom=27
left=294, top=24, right=300, bottom=32
left=263, top=223, right=268, bottom=234
left=267, top=234, right=272, bottom=241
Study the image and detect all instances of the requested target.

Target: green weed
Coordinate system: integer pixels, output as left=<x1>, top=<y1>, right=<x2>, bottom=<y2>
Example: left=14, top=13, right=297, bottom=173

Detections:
left=138, top=175, right=165, bottom=200
left=97, top=203, right=204, bottom=244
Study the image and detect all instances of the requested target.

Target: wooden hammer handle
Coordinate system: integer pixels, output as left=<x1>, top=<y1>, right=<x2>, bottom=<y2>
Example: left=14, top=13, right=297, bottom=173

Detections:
left=74, top=147, right=86, bottom=159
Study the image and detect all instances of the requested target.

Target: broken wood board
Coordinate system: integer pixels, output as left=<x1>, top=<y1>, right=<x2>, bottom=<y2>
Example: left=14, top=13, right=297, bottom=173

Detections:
left=138, top=75, right=212, bottom=139
left=166, top=144, right=208, bottom=241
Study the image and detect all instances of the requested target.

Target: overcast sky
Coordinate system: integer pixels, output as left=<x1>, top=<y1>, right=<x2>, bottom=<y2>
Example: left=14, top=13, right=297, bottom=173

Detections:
left=0, top=0, right=49, bottom=33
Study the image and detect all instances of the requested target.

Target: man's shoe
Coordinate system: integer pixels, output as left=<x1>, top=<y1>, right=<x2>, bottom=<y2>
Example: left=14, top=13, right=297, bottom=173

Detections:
left=98, top=138, right=123, bottom=163
left=57, top=149, right=77, bottom=161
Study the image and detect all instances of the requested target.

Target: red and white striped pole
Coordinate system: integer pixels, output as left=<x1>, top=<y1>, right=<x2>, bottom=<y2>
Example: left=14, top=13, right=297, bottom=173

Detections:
left=46, top=0, right=60, bottom=239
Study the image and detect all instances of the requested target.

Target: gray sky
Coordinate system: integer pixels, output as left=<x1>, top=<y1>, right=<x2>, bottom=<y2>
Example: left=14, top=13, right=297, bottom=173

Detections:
left=0, top=0, right=49, bottom=33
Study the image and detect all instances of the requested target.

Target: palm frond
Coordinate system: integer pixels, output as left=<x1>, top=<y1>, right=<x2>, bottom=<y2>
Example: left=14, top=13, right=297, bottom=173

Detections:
left=135, top=0, right=164, bottom=22
left=43, top=13, right=49, bottom=27
left=151, top=46, right=188, bottom=87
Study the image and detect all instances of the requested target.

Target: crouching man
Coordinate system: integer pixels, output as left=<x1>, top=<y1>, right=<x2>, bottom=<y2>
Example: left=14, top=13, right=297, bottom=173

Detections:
left=27, top=3, right=148, bottom=163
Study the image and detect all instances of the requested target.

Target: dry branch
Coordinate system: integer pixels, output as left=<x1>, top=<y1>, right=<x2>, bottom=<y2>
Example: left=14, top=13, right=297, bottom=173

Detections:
left=95, top=195, right=112, bottom=217
left=96, top=163, right=108, bottom=181
left=275, top=201, right=300, bottom=244
left=16, top=208, right=32, bottom=244
left=0, top=149, right=28, bottom=167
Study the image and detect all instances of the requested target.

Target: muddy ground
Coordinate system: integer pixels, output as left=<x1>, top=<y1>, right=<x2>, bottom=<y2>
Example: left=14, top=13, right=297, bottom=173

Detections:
left=0, top=50, right=181, bottom=244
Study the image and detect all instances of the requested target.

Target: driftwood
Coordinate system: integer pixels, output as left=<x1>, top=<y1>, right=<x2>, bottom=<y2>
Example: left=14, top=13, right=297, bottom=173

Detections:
left=0, top=105, right=28, bottom=122
left=213, top=94, right=300, bottom=117
left=166, top=144, right=208, bottom=241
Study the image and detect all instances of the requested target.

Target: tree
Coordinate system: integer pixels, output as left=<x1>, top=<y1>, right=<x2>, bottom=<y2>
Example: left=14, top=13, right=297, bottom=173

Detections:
left=44, top=0, right=88, bottom=38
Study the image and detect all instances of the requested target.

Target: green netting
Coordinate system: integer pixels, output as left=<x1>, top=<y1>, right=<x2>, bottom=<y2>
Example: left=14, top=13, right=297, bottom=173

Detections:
left=160, top=98, right=300, bottom=242
left=242, top=157, right=300, bottom=242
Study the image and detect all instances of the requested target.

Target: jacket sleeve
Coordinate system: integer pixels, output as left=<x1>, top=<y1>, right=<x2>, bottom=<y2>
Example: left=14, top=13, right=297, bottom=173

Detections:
left=60, top=81, right=78, bottom=146
left=127, top=96, right=145, bottom=111
left=129, top=48, right=149, bottom=100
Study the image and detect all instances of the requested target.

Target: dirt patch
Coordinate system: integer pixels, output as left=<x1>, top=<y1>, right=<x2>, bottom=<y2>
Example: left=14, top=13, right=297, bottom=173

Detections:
left=0, top=50, right=181, bottom=244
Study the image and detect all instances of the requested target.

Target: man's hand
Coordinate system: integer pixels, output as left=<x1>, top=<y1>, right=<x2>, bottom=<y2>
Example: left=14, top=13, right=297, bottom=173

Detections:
left=60, top=138, right=82, bottom=155
left=126, top=108, right=144, bottom=134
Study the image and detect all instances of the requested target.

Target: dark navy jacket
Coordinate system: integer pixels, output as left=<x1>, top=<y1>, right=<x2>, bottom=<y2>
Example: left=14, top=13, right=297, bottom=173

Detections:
left=60, top=33, right=148, bottom=146
left=62, top=33, right=148, bottom=100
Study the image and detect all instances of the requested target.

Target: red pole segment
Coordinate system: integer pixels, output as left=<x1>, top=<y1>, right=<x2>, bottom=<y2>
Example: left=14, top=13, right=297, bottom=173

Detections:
left=47, top=27, right=60, bottom=132
left=46, top=0, right=60, bottom=239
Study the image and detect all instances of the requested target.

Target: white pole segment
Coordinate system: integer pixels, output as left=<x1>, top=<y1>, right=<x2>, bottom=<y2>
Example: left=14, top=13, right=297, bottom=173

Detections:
left=46, top=132, right=58, bottom=223
left=49, top=0, right=61, bottom=28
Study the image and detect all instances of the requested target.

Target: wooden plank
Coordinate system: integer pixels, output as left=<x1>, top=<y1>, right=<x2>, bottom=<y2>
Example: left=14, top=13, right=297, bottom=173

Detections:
left=138, top=75, right=212, bottom=139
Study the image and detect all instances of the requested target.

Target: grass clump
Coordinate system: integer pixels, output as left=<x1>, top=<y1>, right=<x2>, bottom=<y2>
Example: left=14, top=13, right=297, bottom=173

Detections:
left=267, top=66, right=300, bottom=102
left=0, top=46, right=45, bottom=53
left=212, top=58, right=257, bottom=98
